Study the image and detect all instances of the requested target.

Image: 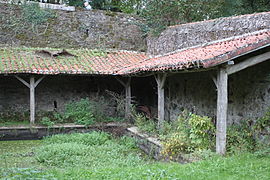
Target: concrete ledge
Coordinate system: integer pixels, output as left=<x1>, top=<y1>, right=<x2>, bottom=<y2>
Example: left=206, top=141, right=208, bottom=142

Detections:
left=0, top=122, right=129, bottom=140
left=127, top=127, right=164, bottom=160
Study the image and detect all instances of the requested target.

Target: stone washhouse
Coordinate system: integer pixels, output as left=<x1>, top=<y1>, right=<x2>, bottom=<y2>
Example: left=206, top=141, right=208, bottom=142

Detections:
left=1, top=11, right=270, bottom=155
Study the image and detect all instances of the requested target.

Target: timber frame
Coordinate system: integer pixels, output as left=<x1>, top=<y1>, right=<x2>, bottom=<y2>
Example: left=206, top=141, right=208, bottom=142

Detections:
left=116, top=77, right=132, bottom=120
left=14, top=75, right=45, bottom=124
left=213, top=50, right=270, bottom=154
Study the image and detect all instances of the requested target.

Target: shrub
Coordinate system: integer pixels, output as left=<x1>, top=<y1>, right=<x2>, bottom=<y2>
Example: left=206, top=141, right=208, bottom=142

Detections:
left=226, top=120, right=256, bottom=154
left=161, top=111, right=215, bottom=156
left=44, top=131, right=111, bottom=146
left=40, top=117, right=55, bottom=127
left=134, top=113, right=157, bottom=135
left=161, top=132, right=191, bottom=156
left=188, top=114, right=215, bottom=150
left=63, top=98, right=95, bottom=125
left=227, top=108, right=270, bottom=154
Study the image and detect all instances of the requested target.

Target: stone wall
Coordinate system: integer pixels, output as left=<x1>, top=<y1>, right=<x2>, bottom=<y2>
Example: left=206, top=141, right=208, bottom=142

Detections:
left=0, top=4, right=146, bottom=51
left=147, top=12, right=270, bottom=55
left=0, top=75, right=123, bottom=116
left=0, top=75, right=157, bottom=119
left=166, top=60, right=270, bottom=124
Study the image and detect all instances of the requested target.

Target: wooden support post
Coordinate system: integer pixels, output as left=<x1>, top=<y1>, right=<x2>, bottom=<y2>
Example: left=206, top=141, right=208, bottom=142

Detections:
left=15, top=75, right=45, bottom=125
left=116, top=77, right=132, bottom=120
left=30, top=77, right=35, bottom=124
left=125, top=78, right=131, bottom=119
left=155, top=74, right=167, bottom=129
left=216, top=68, right=228, bottom=155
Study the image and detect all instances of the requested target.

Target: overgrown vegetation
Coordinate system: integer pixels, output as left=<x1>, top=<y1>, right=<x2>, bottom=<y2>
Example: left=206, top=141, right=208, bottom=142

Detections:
left=0, top=96, right=125, bottom=127
left=70, top=0, right=270, bottom=35
left=135, top=108, right=270, bottom=158
left=1, top=3, right=57, bottom=37
left=39, top=97, right=125, bottom=126
left=0, top=132, right=270, bottom=179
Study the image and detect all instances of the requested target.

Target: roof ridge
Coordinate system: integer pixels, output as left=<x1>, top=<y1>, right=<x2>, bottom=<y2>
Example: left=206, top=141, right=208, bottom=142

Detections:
left=0, top=47, right=146, bottom=54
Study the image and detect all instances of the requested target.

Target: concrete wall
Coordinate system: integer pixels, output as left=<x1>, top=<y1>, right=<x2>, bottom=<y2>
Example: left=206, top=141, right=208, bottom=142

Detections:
left=166, top=60, right=270, bottom=124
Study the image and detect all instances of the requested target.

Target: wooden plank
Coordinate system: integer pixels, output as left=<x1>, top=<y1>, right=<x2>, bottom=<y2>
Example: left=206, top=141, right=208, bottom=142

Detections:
left=30, top=77, right=35, bottom=125
left=155, top=74, right=167, bottom=129
left=216, top=68, right=228, bottom=155
left=227, top=51, right=270, bottom=75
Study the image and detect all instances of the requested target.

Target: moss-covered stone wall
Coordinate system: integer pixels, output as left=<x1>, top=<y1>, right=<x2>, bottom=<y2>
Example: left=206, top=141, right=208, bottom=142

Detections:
left=0, top=4, right=146, bottom=51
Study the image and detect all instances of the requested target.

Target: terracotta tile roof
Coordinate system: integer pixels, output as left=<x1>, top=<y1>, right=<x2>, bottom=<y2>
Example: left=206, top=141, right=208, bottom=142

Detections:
left=1, top=30, right=269, bottom=76
left=0, top=48, right=148, bottom=75
left=119, top=30, right=270, bottom=75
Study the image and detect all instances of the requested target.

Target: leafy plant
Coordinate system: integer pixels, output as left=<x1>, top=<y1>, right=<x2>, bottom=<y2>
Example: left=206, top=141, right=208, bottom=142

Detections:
left=134, top=113, right=157, bottom=135
left=40, top=117, right=55, bottom=127
left=36, top=142, right=90, bottom=166
left=140, top=0, right=224, bottom=35
left=44, top=131, right=111, bottom=146
left=161, top=111, right=215, bottom=157
left=63, top=98, right=95, bottom=126
left=2, top=3, right=57, bottom=36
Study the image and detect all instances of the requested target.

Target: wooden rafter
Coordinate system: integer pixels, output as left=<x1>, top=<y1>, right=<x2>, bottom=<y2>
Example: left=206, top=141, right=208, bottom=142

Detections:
left=227, top=51, right=270, bottom=75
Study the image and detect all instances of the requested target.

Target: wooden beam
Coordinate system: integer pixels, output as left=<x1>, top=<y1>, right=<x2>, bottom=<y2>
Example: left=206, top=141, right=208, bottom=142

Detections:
left=34, top=76, right=46, bottom=88
left=227, top=51, right=270, bottom=75
left=125, top=78, right=131, bottom=120
left=216, top=68, right=228, bottom=155
left=211, top=75, right=217, bottom=88
left=116, top=77, right=132, bottom=120
left=155, top=74, right=167, bottom=129
left=14, top=76, right=30, bottom=88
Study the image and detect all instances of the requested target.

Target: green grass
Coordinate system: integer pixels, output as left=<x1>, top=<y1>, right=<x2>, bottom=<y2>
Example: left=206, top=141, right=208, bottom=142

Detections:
left=0, top=132, right=269, bottom=180
left=0, top=120, right=29, bottom=127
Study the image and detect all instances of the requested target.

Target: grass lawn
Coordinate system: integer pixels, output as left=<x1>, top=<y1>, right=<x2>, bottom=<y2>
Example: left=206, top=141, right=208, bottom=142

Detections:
left=0, top=132, right=269, bottom=180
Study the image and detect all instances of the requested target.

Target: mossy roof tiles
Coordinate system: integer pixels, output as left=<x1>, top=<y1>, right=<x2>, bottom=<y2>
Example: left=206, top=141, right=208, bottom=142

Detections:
left=119, top=30, right=270, bottom=75
left=0, top=48, right=148, bottom=75
left=0, top=33, right=269, bottom=76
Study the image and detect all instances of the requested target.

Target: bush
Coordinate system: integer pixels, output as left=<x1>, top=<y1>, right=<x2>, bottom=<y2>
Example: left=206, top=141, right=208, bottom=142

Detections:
left=161, top=132, right=191, bottom=156
left=63, top=98, right=95, bottom=125
left=226, top=120, right=255, bottom=154
left=134, top=113, right=157, bottom=135
left=161, top=111, right=214, bottom=156
left=40, top=117, right=55, bottom=127
left=44, top=131, right=111, bottom=146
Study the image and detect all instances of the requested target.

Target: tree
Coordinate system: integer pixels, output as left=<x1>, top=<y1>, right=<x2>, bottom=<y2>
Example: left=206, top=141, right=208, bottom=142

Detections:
left=140, top=0, right=224, bottom=35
